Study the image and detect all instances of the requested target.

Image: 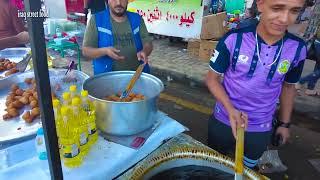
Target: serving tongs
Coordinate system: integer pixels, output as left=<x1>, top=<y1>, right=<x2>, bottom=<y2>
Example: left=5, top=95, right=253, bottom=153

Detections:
left=16, top=51, right=32, bottom=72
left=119, top=63, right=145, bottom=101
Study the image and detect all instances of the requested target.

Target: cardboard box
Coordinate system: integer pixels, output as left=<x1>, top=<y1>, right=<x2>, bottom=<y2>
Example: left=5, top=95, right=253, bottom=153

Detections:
left=187, top=39, right=201, bottom=48
left=188, top=49, right=199, bottom=57
left=201, top=12, right=227, bottom=40
left=199, top=40, right=218, bottom=61
left=187, top=39, right=201, bottom=57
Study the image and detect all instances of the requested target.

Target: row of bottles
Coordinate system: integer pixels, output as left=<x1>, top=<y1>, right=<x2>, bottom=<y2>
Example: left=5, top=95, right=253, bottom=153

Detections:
left=52, top=85, right=97, bottom=168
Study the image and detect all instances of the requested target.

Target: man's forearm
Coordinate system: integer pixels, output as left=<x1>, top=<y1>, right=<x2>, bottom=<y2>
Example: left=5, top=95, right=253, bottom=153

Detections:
left=206, top=71, right=235, bottom=113
left=142, top=42, right=153, bottom=56
left=82, top=46, right=107, bottom=60
left=279, top=83, right=297, bottom=123
left=0, top=36, right=20, bottom=50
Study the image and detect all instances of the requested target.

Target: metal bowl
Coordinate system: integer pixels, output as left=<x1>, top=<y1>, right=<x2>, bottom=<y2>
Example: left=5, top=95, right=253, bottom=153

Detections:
left=83, top=71, right=164, bottom=136
left=0, top=48, right=29, bottom=58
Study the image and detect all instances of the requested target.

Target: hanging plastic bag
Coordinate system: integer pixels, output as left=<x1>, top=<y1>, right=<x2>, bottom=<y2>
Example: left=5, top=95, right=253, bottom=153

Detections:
left=257, top=150, right=288, bottom=173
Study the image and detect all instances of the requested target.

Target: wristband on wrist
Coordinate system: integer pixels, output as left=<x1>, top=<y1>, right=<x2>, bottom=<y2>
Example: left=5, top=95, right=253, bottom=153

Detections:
left=277, top=121, right=291, bottom=128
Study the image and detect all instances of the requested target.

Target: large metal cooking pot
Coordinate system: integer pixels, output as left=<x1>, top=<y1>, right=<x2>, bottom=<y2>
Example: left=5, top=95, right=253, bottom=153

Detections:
left=83, top=71, right=164, bottom=136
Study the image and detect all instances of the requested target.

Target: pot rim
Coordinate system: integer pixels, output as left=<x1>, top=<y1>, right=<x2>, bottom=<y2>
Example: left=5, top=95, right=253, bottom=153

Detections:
left=83, top=71, right=164, bottom=104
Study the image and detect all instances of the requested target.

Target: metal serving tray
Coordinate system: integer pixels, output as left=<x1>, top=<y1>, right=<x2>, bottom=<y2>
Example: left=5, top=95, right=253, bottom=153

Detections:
left=0, top=69, right=89, bottom=145
left=0, top=48, right=30, bottom=80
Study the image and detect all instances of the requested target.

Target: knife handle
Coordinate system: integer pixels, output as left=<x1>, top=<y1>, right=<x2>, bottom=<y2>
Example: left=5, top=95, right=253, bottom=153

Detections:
left=235, top=126, right=244, bottom=174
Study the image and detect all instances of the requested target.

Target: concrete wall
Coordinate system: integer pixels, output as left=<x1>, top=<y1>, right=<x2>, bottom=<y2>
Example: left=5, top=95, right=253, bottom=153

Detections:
left=45, top=0, right=67, bottom=19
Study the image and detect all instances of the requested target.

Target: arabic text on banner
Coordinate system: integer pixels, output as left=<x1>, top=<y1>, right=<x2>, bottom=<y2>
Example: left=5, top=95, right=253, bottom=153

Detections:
left=128, top=0, right=203, bottom=38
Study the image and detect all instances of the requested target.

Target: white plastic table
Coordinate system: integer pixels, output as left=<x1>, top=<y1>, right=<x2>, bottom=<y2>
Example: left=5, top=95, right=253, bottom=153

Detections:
left=0, top=112, right=187, bottom=180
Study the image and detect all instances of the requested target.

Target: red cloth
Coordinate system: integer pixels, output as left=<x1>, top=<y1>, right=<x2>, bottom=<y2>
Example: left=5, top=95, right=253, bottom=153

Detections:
left=65, top=0, right=85, bottom=13
left=10, top=0, right=24, bottom=10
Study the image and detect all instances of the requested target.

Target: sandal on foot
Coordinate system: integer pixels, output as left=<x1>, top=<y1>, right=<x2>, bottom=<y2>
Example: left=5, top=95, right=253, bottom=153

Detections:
left=305, top=89, right=318, bottom=96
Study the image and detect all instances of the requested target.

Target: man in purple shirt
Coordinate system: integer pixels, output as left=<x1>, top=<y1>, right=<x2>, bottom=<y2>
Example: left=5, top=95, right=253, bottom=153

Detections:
left=206, top=0, right=306, bottom=168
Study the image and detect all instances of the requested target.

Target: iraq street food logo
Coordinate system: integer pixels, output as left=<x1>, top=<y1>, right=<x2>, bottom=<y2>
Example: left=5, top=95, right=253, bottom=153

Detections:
left=277, top=60, right=290, bottom=74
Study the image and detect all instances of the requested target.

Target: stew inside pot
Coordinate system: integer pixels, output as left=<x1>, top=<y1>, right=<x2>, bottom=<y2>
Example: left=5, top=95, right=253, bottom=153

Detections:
left=103, top=92, right=145, bottom=102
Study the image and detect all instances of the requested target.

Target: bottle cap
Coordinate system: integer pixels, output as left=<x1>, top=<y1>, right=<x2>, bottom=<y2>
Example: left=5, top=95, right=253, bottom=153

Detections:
left=37, top=127, right=44, bottom=135
left=52, top=99, right=60, bottom=107
left=62, top=92, right=70, bottom=100
left=69, top=85, right=77, bottom=92
left=81, top=90, right=88, bottom=97
left=72, top=97, right=81, bottom=106
left=60, top=106, right=69, bottom=116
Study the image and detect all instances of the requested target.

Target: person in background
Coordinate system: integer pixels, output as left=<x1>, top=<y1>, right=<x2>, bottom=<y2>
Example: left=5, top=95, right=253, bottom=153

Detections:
left=82, top=0, right=152, bottom=75
left=296, top=1, right=320, bottom=95
left=217, top=0, right=226, bottom=13
left=210, top=0, right=218, bottom=14
left=0, top=0, right=28, bottom=43
left=298, top=27, right=320, bottom=96
left=0, top=31, right=29, bottom=50
left=84, top=0, right=107, bottom=23
left=238, top=7, right=259, bottom=29
left=296, top=0, right=315, bottom=23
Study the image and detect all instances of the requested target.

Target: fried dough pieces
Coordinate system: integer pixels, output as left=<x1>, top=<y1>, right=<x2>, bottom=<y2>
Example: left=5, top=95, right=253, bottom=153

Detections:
left=3, top=78, right=41, bottom=123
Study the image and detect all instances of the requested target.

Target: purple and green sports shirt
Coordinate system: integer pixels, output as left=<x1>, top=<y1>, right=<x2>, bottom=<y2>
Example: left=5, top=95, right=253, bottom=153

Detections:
left=209, top=25, right=307, bottom=132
